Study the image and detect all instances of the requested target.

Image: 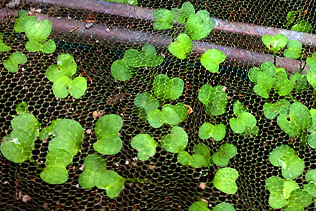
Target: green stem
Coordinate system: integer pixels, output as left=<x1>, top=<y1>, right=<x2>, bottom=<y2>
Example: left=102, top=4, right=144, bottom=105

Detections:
left=29, top=156, right=44, bottom=171
left=273, top=52, right=277, bottom=67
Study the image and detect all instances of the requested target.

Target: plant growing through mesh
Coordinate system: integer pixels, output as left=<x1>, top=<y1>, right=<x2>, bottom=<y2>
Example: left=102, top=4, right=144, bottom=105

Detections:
left=285, top=9, right=313, bottom=33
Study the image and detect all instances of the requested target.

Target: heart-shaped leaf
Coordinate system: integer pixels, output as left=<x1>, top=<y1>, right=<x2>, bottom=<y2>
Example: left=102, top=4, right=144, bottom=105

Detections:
left=160, top=126, right=188, bottom=153
left=131, top=134, right=157, bottom=161
left=24, top=19, right=52, bottom=43
left=96, top=170, right=126, bottom=198
left=213, top=167, right=238, bottom=194
left=262, top=34, right=288, bottom=53
left=168, top=33, right=193, bottom=59
left=200, top=49, right=226, bottom=73
left=198, top=122, right=226, bottom=141
left=284, top=39, right=302, bottom=59
left=3, top=52, right=27, bottom=73
left=185, top=10, right=215, bottom=40
left=153, top=9, right=174, bottom=30
left=53, top=76, right=72, bottom=98
left=68, top=76, right=87, bottom=99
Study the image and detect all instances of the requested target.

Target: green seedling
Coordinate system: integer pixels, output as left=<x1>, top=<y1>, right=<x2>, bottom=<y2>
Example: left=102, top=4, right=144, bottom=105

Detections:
left=16, top=102, right=29, bottom=114
left=153, top=9, right=174, bottom=30
left=284, top=39, right=302, bottom=59
left=269, top=145, right=304, bottom=179
left=38, top=119, right=61, bottom=141
left=111, top=44, right=163, bottom=81
left=307, top=52, right=316, bottom=70
left=172, top=1, right=195, bottom=24
left=266, top=176, right=300, bottom=209
left=13, top=10, right=37, bottom=33
left=262, top=34, right=287, bottom=54
left=134, top=92, right=159, bottom=118
left=277, top=102, right=312, bottom=138
left=153, top=74, right=184, bottom=100
left=198, top=122, right=226, bottom=141
left=212, top=143, right=237, bottom=167
left=285, top=10, right=313, bottom=33
left=307, top=109, right=316, bottom=149
left=160, top=126, right=188, bottom=153
left=147, top=103, right=187, bottom=128
left=303, top=170, right=316, bottom=197
left=103, top=0, right=138, bottom=5
left=248, top=61, right=294, bottom=98
left=45, top=53, right=87, bottom=99
left=168, top=33, right=193, bottom=60
left=290, top=72, right=309, bottom=93
left=3, top=52, right=27, bottom=73
left=285, top=189, right=313, bottom=211
left=213, top=167, right=238, bottom=194
left=131, top=134, right=157, bottom=161
left=263, top=99, right=290, bottom=120
left=200, top=49, right=226, bottom=73
left=189, top=201, right=235, bottom=211
left=229, top=100, right=258, bottom=138
left=94, top=114, right=123, bottom=155
left=211, top=202, right=235, bottom=211
left=40, top=149, right=73, bottom=184
left=177, top=143, right=212, bottom=168
left=198, top=84, right=228, bottom=116
left=0, top=33, right=11, bottom=52
left=0, top=113, right=40, bottom=163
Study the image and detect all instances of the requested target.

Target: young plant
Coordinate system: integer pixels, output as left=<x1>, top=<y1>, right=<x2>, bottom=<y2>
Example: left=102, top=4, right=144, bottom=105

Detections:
left=269, top=145, right=304, bottom=179
left=177, top=143, right=212, bottom=168
left=303, top=170, right=316, bottom=198
left=2, top=52, right=27, bottom=73
left=211, top=143, right=237, bottom=167
left=0, top=32, right=11, bottom=52
left=213, top=167, right=238, bottom=194
left=285, top=10, right=313, bottom=33
left=45, top=53, right=87, bottom=99
left=262, top=99, right=290, bottom=120
left=189, top=201, right=235, bottom=211
left=111, top=43, right=163, bottom=81
left=229, top=100, right=258, bottom=138
left=198, top=122, right=226, bottom=141
left=131, top=134, right=157, bottom=161
left=93, top=114, right=123, bottom=155
left=153, top=74, right=184, bottom=100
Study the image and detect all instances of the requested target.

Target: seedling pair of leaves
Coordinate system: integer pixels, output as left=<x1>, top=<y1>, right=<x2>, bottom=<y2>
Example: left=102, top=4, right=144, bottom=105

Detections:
left=39, top=118, right=84, bottom=184
left=266, top=176, right=312, bottom=210
left=229, top=100, right=258, bottom=138
left=45, top=53, right=87, bottom=99
left=248, top=61, right=295, bottom=98
left=0, top=33, right=11, bottom=52
left=285, top=10, right=313, bottom=33
left=189, top=201, right=235, bottom=211
left=198, top=84, right=228, bottom=117
left=269, top=145, right=304, bottom=180
left=177, top=143, right=213, bottom=168
left=211, top=143, right=237, bottom=167
left=14, top=10, right=56, bottom=54
left=111, top=43, right=163, bottom=81
left=131, top=126, right=188, bottom=161
left=78, top=154, right=126, bottom=198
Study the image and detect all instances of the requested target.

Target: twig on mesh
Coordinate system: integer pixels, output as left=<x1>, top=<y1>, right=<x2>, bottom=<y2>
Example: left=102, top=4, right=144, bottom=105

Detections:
left=79, top=69, right=92, bottom=82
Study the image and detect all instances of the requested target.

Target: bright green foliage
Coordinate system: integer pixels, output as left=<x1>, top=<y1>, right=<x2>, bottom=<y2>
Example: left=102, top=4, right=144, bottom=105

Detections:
left=229, top=100, right=258, bottom=138
left=13, top=10, right=37, bottom=33
left=46, top=53, right=87, bottom=99
left=262, top=34, right=288, bottom=53
left=40, top=149, right=72, bottom=184
left=290, top=73, right=309, bottom=93
left=96, top=170, right=126, bottom=198
left=172, top=2, right=195, bottom=24
left=188, top=201, right=209, bottom=211
left=212, top=143, right=237, bottom=167
left=198, top=84, right=228, bottom=116
left=39, top=119, right=61, bottom=140
left=263, top=99, right=290, bottom=120
left=168, top=33, right=193, bottom=59
left=3, top=52, right=27, bottom=73
left=266, top=176, right=299, bottom=209
left=212, top=202, right=235, bottom=211
left=160, top=126, right=188, bottom=153
left=200, top=49, right=226, bottom=73
left=78, top=154, right=107, bottom=189
left=285, top=11, right=299, bottom=28
left=198, top=122, right=226, bottom=141
left=131, top=134, right=157, bottom=161
left=303, top=170, right=316, bottom=197
left=23, top=18, right=56, bottom=54
left=94, top=114, right=123, bottom=155
left=269, top=145, right=304, bottom=179
left=147, top=103, right=187, bottom=128
left=179, top=143, right=213, bottom=168
left=291, top=20, right=313, bottom=33
left=307, top=52, right=316, bottom=70
left=285, top=189, right=312, bottom=211
left=185, top=10, right=215, bottom=41
left=277, top=102, right=312, bottom=138
left=307, top=69, right=316, bottom=90
left=134, top=92, right=159, bottom=114
left=16, top=102, right=29, bottom=114
left=102, top=0, right=138, bottom=5
left=284, top=39, right=302, bottom=59
left=308, top=109, right=316, bottom=149
left=153, top=74, right=184, bottom=100
left=213, top=167, right=238, bottom=194
left=111, top=59, right=132, bottom=81
left=177, top=151, right=191, bottom=166
left=153, top=9, right=174, bottom=30
left=0, top=33, right=11, bottom=52
left=248, top=62, right=294, bottom=98
left=48, top=119, right=84, bottom=157
left=0, top=113, right=40, bottom=163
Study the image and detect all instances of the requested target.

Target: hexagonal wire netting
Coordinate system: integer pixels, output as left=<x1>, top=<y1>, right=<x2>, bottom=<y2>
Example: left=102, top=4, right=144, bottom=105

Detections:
left=1, top=0, right=316, bottom=210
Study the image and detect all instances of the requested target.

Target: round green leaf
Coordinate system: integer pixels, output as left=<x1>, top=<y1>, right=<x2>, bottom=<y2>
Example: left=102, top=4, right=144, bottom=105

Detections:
left=198, top=122, right=214, bottom=140
left=162, top=104, right=180, bottom=126
left=307, top=69, right=316, bottom=89
left=233, top=100, right=247, bottom=116
left=78, top=170, right=97, bottom=189
left=165, top=77, right=184, bottom=100
left=172, top=8, right=186, bottom=24
left=69, top=76, right=87, bottom=99
left=193, top=143, right=211, bottom=156
left=153, top=74, right=170, bottom=99
left=111, top=59, right=132, bottom=81
left=282, top=156, right=304, bottom=179
left=284, top=39, right=302, bottom=59
left=269, top=192, right=288, bottom=209
left=56, top=53, right=77, bottom=78
left=268, top=145, right=297, bottom=166
left=11, top=113, right=40, bottom=131
left=40, top=166, right=68, bottom=184
left=247, top=67, right=261, bottom=84
left=306, top=170, right=316, bottom=184
left=213, top=124, right=226, bottom=141
left=93, top=134, right=122, bottom=155
left=212, top=202, right=235, bottom=211
left=188, top=201, right=209, bottom=211
left=160, top=126, right=188, bottom=153
left=177, top=150, right=191, bottom=166
left=168, top=33, right=192, bottom=59
left=45, top=149, right=73, bottom=167
left=24, top=19, right=52, bottom=42
left=148, top=109, right=164, bottom=128
left=213, top=167, right=238, bottom=194
left=287, top=189, right=312, bottom=208
left=262, top=34, right=288, bottom=53
left=42, top=39, right=56, bottom=54
left=283, top=179, right=299, bottom=199
left=307, top=52, right=316, bottom=70
left=53, top=76, right=72, bottom=98
left=239, top=112, right=256, bottom=128
left=181, top=2, right=195, bottom=21
left=189, top=154, right=207, bottom=168
left=303, top=183, right=316, bottom=197
left=291, top=20, right=313, bottom=33
left=185, top=10, right=215, bottom=40
left=229, top=118, right=245, bottom=134
left=153, top=9, right=174, bottom=30
left=95, top=114, right=123, bottom=137
left=265, top=176, right=284, bottom=193
left=212, top=152, right=229, bottom=167
left=48, top=137, right=80, bottom=157
left=45, top=64, right=64, bottom=83
left=219, top=143, right=237, bottom=158
left=131, top=134, right=157, bottom=161
left=3, top=52, right=27, bottom=73
left=134, top=92, right=152, bottom=108
left=173, top=103, right=188, bottom=123
left=25, top=40, right=42, bottom=52
left=96, top=170, right=125, bottom=198
left=54, top=119, right=84, bottom=145
left=200, top=49, right=226, bottom=73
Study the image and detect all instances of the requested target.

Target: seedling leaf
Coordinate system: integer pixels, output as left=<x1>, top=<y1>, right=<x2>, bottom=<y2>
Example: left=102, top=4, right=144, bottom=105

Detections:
left=213, top=167, right=238, bottom=194
left=198, top=122, right=226, bottom=141
left=3, top=52, right=27, bottom=73
left=96, top=170, right=126, bottom=198
left=212, top=202, right=235, bottom=211
left=284, top=39, right=302, bottom=59
left=24, top=19, right=52, bottom=43
left=16, top=102, right=29, bottom=114
left=188, top=201, right=209, bottom=211
left=95, top=114, right=123, bottom=137
left=162, top=104, right=180, bottom=125
left=290, top=73, right=309, bottom=93
left=262, top=34, right=288, bottom=53
left=0, top=33, right=11, bottom=52
left=306, top=52, right=316, bottom=70
left=307, top=69, right=316, bottom=90
left=200, top=49, right=226, bottom=73
left=13, top=10, right=37, bottom=33
left=273, top=71, right=294, bottom=96
left=190, top=154, right=207, bottom=168
left=285, top=11, right=298, bottom=28
left=111, top=59, right=132, bottom=81
left=148, top=109, right=164, bottom=128
left=153, top=9, right=174, bottom=30
left=53, top=76, right=72, bottom=98
left=229, top=118, right=245, bottom=133
left=177, top=151, right=191, bottom=166
left=168, top=33, right=193, bottom=60
left=56, top=53, right=77, bottom=78
left=69, top=76, right=87, bottom=99
left=269, top=192, right=288, bottom=209
left=291, top=20, right=313, bottom=33
left=131, top=134, right=157, bottom=161
left=40, top=166, right=68, bottom=184
left=160, top=126, right=188, bottom=153
left=94, top=134, right=122, bottom=155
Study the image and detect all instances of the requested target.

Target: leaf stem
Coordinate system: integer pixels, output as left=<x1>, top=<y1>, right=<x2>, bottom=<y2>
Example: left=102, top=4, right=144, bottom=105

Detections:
left=273, top=52, right=277, bottom=67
